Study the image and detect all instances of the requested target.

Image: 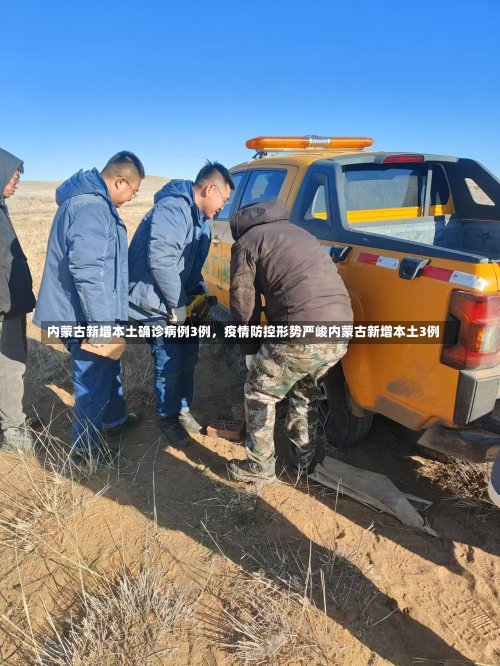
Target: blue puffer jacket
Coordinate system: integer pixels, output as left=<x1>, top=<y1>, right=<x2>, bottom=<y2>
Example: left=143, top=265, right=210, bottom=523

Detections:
left=128, top=180, right=211, bottom=319
left=33, top=169, right=128, bottom=327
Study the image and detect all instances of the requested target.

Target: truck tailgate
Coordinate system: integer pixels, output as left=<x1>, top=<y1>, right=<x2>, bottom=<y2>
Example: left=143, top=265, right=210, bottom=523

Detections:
left=335, top=246, right=499, bottom=430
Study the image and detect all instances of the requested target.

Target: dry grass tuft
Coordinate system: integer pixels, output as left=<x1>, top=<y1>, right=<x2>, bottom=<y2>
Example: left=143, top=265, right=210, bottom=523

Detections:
left=199, top=569, right=336, bottom=665
left=0, top=449, right=89, bottom=553
left=196, top=510, right=376, bottom=665
left=239, top=520, right=376, bottom=612
left=0, top=430, right=131, bottom=560
left=433, top=460, right=497, bottom=522
left=191, top=478, right=259, bottom=525
left=2, top=564, right=192, bottom=665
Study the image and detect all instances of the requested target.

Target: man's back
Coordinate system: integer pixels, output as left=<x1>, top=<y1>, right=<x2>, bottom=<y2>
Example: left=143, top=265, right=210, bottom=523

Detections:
left=230, top=200, right=353, bottom=325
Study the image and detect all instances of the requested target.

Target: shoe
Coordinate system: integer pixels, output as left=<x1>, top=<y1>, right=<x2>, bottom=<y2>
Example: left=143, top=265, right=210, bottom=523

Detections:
left=178, top=411, right=202, bottom=433
left=103, top=412, right=142, bottom=443
left=71, top=445, right=117, bottom=465
left=227, top=458, right=276, bottom=484
left=2, top=427, right=39, bottom=454
left=25, top=416, right=42, bottom=429
left=159, top=414, right=192, bottom=448
left=291, top=459, right=317, bottom=479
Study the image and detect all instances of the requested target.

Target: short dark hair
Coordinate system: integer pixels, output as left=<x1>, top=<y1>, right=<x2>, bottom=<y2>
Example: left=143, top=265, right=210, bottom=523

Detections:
left=101, top=151, right=145, bottom=181
left=18, top=163, right=24, bottom=176
left=194, top=160, right=235, bottom=191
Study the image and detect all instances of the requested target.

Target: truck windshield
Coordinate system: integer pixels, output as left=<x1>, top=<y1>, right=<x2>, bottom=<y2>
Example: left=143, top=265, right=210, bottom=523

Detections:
left=342, top=163, right=450, bottom=220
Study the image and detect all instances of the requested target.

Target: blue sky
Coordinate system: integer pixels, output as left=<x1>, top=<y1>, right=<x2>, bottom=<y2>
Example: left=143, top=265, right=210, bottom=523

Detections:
left=2, top=0, right=499, bottom=180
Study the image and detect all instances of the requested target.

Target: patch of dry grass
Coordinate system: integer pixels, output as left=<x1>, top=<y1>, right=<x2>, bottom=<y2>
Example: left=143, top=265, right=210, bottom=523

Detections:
left=2, top=562, right=192, bottom=665
left=0, top=441, right=194, bottom=665
left=196, top=507, right=376, bottom=665
left=199, top=568, right=337, bottom=665
left=0, top=449, right=89, bottom=554
left=436, top=460, right=497, bottom=522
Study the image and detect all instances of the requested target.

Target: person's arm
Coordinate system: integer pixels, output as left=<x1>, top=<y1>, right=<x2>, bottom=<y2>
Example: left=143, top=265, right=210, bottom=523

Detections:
left=148, top=200, right=189, bottom=310
left=0, top=259, right=10, bottom=313
left=67, top=204, right=113, bottom=322
left=0, top=224, right=11, bottom=313
left=230, top=240, right=262, bottom=355
left=198, top=222, right=212, bottom=293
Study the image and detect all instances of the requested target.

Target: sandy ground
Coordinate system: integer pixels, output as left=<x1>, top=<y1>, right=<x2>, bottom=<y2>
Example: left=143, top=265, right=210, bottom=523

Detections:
left=0, top=179, right=499, bottom=665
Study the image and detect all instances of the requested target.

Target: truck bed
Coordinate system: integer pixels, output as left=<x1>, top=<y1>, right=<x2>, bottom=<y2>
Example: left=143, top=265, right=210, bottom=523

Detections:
left=354, top=216, right=500, bottom=260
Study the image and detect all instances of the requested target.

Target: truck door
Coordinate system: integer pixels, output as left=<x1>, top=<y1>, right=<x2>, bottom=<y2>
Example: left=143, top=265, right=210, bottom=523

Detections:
left=203, top=171, right=246, bottom=298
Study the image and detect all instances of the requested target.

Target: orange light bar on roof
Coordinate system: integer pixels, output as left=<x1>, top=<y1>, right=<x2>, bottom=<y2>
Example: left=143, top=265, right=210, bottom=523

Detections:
left=246, top=136, right=374, bottom=151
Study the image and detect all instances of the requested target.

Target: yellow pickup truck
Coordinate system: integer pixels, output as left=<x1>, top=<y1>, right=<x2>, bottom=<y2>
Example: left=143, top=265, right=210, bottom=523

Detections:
left=204, top=135, right=500, bottom=463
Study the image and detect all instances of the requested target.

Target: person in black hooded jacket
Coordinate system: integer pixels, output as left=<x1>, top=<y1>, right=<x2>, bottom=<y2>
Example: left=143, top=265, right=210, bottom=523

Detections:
left=226, top=198, right=353, bottom=483
left=0, top=147, right=37, bottom=452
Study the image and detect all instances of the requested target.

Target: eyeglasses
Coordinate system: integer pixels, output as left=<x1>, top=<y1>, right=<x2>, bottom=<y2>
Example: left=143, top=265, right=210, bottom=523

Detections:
left=10, top=175, right=20, bottom=185
left=117, top=176, right=138, bottom=199
left=213, top=183, right=230, bottom=208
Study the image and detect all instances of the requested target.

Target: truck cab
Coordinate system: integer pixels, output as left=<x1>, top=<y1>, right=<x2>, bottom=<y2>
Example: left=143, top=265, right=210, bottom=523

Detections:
left=205, top=136, right=500, bottom=463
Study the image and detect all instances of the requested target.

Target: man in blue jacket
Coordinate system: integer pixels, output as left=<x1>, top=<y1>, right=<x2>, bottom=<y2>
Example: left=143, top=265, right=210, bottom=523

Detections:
left=129, top=161, right=234, bottom=447
left=34, top=152, right=145, bottom=461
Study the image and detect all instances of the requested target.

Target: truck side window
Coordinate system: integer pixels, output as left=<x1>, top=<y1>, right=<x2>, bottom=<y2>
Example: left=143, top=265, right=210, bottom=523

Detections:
left=465, top=178, right=495, bottom=206
left=239, top=170, right=287, bottom=209
left=343, top=164, right=425, bottom=211
left=299, top=172, right=331, bottom=227
left=430, top=165, right=450, bottom=206
left=215, top=172, right=245, bottom=220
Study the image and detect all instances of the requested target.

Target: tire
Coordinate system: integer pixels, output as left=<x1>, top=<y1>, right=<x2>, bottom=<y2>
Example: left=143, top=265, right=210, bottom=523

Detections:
left=319, top=363, right=374, bottom=448
left=414, top=444, right=458, bottom=464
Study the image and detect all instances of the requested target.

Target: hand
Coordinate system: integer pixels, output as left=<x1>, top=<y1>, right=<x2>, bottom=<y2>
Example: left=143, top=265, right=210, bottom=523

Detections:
left=81, top=337, right=126, bottom=360
left=199, top=281, right=211, bottom=297
left=3, top=309, right=10, bottom=314
left=170, top=305, right=187, bottom=324
left=246, top=354, right=256, bottom=371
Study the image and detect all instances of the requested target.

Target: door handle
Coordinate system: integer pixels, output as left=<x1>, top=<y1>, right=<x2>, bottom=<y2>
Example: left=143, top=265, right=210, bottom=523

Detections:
left=399, top=256, right=430, bottom=280
left=329, top=245, right=352, bottom=263
left=212, top=238, right=222, bottom=245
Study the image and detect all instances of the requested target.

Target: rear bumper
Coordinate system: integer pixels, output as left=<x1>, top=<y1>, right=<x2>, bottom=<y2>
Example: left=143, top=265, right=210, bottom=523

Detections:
left=418, top=425, right=500, bottom=463
left=454, top=367, right=500, bottom=426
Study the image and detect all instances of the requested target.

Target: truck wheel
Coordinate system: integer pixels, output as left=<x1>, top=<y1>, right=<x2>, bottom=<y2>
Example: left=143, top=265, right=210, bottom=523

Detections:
left=319, top=364, right=373, bottom=448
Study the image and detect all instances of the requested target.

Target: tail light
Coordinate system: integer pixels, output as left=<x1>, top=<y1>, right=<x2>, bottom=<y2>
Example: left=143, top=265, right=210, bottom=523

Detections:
left=382, top=155, right=424, bottom=163
left=442, top=290, right=500, bottom=369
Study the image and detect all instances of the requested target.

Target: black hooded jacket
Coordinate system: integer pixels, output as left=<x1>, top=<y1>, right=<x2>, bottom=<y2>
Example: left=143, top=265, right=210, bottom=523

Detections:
left=229, top=199, right=353, bottom=354
left=0, top=148, right=36, bottom=319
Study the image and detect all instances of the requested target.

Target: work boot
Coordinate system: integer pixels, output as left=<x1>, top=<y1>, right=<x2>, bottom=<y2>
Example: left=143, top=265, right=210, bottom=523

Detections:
left=71, top=445, right=117, bottom=466
left=2, top=426, right=39, bottom=454
left=159, top=414, right=192, bottom=448
left=288, top=440, right=316, bottom=480
left=103, top=412, right=142, bottom=443
left=25, top=416, right=42, bottom=429
left=291, top=458, right=317, bottom=480
left=178, top=410, right=202, bottom=433
left=227, top=458, right=277, bottom=484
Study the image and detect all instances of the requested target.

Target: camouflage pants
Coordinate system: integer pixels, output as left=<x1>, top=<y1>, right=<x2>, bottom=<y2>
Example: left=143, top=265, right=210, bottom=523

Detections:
left=244, top=342, right=349, bottom=472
